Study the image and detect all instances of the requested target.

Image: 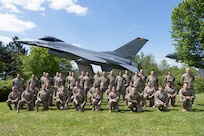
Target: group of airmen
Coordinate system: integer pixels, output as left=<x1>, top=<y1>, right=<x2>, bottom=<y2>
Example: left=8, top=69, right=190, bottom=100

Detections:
left=6, top=67, right=195, bottom=113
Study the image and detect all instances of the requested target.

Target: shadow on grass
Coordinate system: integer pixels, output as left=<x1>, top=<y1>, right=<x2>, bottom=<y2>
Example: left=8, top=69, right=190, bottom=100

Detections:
left=196, top=103, right=204, bottom=106
left=168, top=108, right=180, bottom=111
left=193, top=108, right=204, bottom=112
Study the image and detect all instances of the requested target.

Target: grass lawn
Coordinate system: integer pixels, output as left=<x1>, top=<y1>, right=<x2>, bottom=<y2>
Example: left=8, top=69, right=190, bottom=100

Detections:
left=0, top=94, right=204, bottom=136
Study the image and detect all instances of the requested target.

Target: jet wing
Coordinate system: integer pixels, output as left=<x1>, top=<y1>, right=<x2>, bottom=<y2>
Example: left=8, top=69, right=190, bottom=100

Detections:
left=120, top=64, right=138, bottom=72
left=76, top=52, right=107, bottom=63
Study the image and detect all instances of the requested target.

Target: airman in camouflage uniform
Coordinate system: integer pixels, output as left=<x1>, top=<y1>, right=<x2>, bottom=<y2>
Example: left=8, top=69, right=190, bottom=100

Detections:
left=45, top=82, right=53, bottom=106
left=12, top=74, right=25, bottom=94
left=78, top=71, right=85, bottom=88
left=164, top=71, right=175, bottom=85
left=72, top=87, right=86, bottom=112
left=125, top=81, right=133, bottom=108
left=35, top=85, right=50, bottom=112
left=88, top=82, right=97, bottom=104
left=40, top=72, right=46, bottom=87
left=91, top=88, right=102, bottom=111
left=108, top=86, right=119, bottom=113
left=122, top=70, right=131, bottom=89
left=181, top=68, right=194, bottom=89
left=29, top=83, right=39, bottom=106
left=44, top=72, right=53, bottom=86
left=131, top=71, right=143, bottom=93
left=99, top=71, right=109, bottom=93
left=28, top=74, right=39, bottom=88
left=6, top=86, right=21, bottom=110
left=127, top=87, right=145, bottom=112
left=155, top=85, right=168, bottom=111
left=72, top=81, right=81, bottom=97
left=105, top=85, right=113, bottom=105
left=138, top=69, right=147, bottom=90
left=115, top=71, right=126, bottom=101
left=93, top=71, right=100, bottom=87
left=179, top=83, right=195, bottom=112
left=55, top=85, right=70, bottom=110
left=53, top=72, right=59, bottom=96
left=65, top=71, right=72, bottom=89
left=181, top=68, right=195, bottom=104
left=165, top=81, right=177, bottom=106
left=146, top=71, right=158, bottom=91
left=83, top=72, right=93, bottom=95
left=107, top=70, right=115, bottom=87
left=67, top=72, right=77, bottom=95
left=16, top=86, right=34, bottom=113
left=143, top=81, right=155, bottom=107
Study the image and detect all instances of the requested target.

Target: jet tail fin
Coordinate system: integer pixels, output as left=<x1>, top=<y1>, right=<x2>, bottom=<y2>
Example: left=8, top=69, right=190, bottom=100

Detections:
left=105, top=37, right=148, bottom=60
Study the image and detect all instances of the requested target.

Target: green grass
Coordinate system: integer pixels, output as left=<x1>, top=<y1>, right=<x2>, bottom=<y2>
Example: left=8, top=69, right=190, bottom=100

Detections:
left=1, top=94, right=204, bottom=136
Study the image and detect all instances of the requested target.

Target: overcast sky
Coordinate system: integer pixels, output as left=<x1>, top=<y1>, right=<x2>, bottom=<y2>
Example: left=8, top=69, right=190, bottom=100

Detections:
left=0, top=0, right=184, bottom=67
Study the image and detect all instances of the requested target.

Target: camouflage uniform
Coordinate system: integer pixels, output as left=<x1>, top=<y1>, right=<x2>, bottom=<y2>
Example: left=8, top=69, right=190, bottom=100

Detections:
left=12, top=74, right=25, bottom=94
left=115, top=74, right=126, bottom=101
left=40, top=72, right=46, bottom=87
left=55, top=86, right=70, bottom=110
left=72, top=89, right=86, bottom=112
left=179, top=84, right=195, bottom=112
left=67, top=72, right=76, bottom=95
left=44, top=73, right=53, bottom=86
left=91, top=88, right=102, bottom=111
left=17, top=88, right=34, bottom=112
left=35, top=86, right=50, bottom=112
left=78, top=71, right=85, bottom=88
left=105, top=85, right=113, bottom=105
left=143, top=83, right=155, bottom=107
left=165, top=82, right=177, bottom=106
left=108, top=88, right=120, bottom=112
left=125, top=83, right=133, bottom=107
left=6, top=86, right=21, bottom=110
left=181, top=73, right=194, bottom=89
left=93, top=71, right=100, bottom=87
left=122, top=70, right=131, bottom=89
left=164, top=72, right=175, bottom=85
left=127, top=89, right=144, bottom=112
left=155, top=88, right=168, bottom=111
left=88, top=83, right=97, bottom=104
left=53, top=72, right=59, bottom=96
left=83, top=72, right=93, bottom=95
left=146, top=75, right=158, bottom=91
left=107, top=71, right=116, bottom=87
left=28, top=74, right=39, bottom=88
left=65, top=71, right=72, bottom=89
left=45, top=82, right=53, bottom=106
left=138, top=69, right=147, bottom=90
left=99, top=72, right=109, bottom=92
left=29, top=84, right=39, bottom=106
left=72, top=82, right=81, bottom=97
left=131, top=72, right=143, bottom=93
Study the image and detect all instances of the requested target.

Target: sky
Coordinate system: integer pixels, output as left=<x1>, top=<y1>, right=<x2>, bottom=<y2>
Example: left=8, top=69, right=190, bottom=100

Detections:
left=0, top=0, right=184, bottom=68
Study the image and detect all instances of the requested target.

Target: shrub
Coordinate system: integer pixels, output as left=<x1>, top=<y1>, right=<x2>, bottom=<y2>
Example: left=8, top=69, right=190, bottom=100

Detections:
left=194, top=77, right=204, bottom=94
left=0, top=80, right=12, bottom=102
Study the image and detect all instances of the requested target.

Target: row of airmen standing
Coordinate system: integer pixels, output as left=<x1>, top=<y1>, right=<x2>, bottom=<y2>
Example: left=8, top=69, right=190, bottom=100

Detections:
left=7, top=68, right=195, bottom=113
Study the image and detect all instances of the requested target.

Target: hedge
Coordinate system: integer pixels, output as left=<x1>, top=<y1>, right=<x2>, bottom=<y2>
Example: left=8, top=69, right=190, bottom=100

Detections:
left=0, top=80, right=12, bottom=102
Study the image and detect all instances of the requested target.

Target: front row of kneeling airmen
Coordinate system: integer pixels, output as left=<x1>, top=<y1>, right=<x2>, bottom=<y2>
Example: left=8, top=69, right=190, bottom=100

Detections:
left=6, top=80, right=195, bottom=113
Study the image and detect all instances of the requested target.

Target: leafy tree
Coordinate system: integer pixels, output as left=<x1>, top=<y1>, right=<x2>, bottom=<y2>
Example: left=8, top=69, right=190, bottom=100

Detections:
left=171, top=0, right=204, bottom=68
left=158, top=59, right=170, bottom=71
left=0, top=37, right=27, bottom=79
left=134, top=52, right=160, bottom=75
left=58, top=58, right=72, bottom=76
left=22, top=47, right=72, bottom=78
